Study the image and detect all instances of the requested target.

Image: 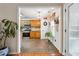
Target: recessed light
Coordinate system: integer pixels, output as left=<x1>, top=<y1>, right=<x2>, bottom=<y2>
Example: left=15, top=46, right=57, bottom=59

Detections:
left=51, top=8, right=54, bottom=10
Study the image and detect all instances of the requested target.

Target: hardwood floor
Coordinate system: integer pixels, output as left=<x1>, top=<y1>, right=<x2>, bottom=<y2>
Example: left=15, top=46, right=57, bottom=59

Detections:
left=21, top=39, right=59, bottom=53
left=8, top=39, right=63, bottom=56
left=16, top=52, right=63, bottom=56
left=16, top=39, right=63, bottom=56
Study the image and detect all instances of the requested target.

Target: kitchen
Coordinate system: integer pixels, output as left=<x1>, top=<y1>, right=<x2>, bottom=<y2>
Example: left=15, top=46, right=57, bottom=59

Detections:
left=18, top=6, right=62, bottom=54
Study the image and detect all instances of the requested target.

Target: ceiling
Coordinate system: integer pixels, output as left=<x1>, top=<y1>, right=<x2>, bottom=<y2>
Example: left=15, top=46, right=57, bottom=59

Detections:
left=20, top=7, right=56, bottom=19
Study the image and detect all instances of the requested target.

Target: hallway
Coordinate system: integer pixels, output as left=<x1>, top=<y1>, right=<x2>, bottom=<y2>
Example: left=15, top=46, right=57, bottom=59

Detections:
left=19, top=5, right=62, bottom=56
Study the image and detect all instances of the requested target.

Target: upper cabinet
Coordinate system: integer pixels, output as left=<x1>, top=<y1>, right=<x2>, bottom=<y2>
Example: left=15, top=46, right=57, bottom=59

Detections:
left=20, top=20, right=30, bottom=26
left=30, top=19, right=40, bottom=28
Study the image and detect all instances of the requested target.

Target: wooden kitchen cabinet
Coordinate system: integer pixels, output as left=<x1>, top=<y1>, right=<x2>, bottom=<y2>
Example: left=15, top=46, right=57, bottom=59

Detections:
left=30, top=20, right=40, bottom=27
left=30, top=31, right=35, bottom=39
left=30, top=31, right=40, bottom=39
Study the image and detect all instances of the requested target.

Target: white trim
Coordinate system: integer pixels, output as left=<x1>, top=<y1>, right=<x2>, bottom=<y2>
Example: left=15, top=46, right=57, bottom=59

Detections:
left=66, top=3, right=74, bottom=56
left=63, top=3, right=74, bottom=56
left=17, top=7, right=21, bottom=53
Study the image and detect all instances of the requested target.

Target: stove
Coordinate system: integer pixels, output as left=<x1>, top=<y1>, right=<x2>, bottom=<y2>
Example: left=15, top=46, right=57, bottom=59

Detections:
left=22, top=32, right=30, bottom=37
left=21, top=25, right=31, bottom=37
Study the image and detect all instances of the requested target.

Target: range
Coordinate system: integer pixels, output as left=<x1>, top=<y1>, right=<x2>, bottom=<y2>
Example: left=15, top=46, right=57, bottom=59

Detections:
left=21, top=25, right=31, bottom=37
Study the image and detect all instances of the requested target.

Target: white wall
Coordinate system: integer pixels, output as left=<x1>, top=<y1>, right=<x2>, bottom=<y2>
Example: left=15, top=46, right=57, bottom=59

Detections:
left=41, top=18, right=50, bottom=39
left=50, top=6, right=63, bottom=53
left=0, top=4, right=18, bottom=54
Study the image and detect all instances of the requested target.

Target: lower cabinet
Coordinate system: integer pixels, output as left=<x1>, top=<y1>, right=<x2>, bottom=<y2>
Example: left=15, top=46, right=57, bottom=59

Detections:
left=30, top=31, right=40, bottom=39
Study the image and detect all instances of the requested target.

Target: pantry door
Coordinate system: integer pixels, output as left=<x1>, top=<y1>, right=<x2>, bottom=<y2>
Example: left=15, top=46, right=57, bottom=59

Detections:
left=65, top=3, right=79, bottom=56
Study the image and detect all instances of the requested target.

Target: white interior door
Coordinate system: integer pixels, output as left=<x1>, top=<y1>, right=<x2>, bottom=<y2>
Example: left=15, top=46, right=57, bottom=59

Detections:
left=65, top=3, right=79, bottom=56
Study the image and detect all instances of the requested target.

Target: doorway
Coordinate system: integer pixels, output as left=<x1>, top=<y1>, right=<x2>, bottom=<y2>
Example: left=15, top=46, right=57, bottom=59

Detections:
left=18, top=4, right=63, bottom=54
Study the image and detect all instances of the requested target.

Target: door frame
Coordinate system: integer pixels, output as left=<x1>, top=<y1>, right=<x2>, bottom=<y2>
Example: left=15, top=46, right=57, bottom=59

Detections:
left=17, top=4, right=63, bottom=54
left=17, top=7, right=21, bottom=53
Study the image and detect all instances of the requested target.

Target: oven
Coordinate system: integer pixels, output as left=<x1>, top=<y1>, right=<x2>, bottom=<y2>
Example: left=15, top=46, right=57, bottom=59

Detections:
left=21, top=25, right=31, bottom=37
left=22, top=32, right=30, bottom=37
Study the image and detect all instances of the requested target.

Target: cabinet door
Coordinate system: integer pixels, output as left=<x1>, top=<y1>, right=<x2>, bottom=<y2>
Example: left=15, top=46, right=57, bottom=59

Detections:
left=30, top=31, right=40, bottom=39
left=35, top=31, right=40, bottom=39
left=30, top=31, right=35, bottom=39
left=31, top=20, right=40, bottom=27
